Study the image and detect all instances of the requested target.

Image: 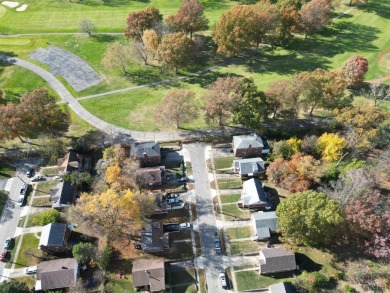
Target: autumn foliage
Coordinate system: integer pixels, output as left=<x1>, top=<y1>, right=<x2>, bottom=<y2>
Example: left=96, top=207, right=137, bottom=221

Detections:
left=316, top=133, right=346, bottom=162
left=341, top=55, right=369, bottom=87
left=299, top=0, right=333, bottom=38
left=125, top=6, right=163, bottom=41
left=266, top=152, right=319, bottom=192
left=166, top=0, right=208, bottom=38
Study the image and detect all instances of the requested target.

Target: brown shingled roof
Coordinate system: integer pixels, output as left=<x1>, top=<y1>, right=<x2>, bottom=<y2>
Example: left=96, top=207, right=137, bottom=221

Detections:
left=132, top=258, right=165, bottom=292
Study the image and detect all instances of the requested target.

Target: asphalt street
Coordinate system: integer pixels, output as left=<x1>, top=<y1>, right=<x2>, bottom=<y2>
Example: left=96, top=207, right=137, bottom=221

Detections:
left=186, top=143, right=227, bottom=293
left=0, top=158, right=43, bottom=280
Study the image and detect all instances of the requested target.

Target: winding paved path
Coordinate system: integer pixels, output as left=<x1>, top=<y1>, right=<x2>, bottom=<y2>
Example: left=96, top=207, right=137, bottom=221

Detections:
left=0, top=55, right=244, bottom=142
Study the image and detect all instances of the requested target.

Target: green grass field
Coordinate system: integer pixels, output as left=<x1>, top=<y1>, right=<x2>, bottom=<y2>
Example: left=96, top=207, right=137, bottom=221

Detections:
left=0, top=0, right=389, bottom=133
left=0, top=0, right=237, bottom=34
left=229, top=240, right=259, bottom=255
left=14, top=233, right=41, bottom=268
left=227, top=227, right=252, bottom=239
left=220, top=193, right=241, bottom=204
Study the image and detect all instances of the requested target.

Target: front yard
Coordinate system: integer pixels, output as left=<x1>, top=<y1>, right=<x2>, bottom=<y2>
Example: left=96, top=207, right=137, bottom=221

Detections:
left=230, top=240, right=260, bottom=255
left=227, top=227, right=253, bottom=240
left=213, top=156, right=234, bottom=174
left=217, top=178, right=242, bottom=189
left=220, top=193, right=241, bottom=204
left=236, top=270, right=288, bottom=291
left=220, top=203, right=250, bottom=220
left=34, top=180, right=58, bottom=197
left=13, top=233, right=42, bottom=269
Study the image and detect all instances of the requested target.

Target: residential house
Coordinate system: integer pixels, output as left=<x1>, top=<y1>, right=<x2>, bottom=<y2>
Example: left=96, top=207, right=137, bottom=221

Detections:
left=50, top=181, right=75, bottom=209
left=259, top=247, right=296, bottom=274
left=131, top=141, right=161, bottom=166
left=233, top=133, right=269, bottom=157
left=233, top=157, right=265, bottom=177
left=132, top=258, right=165, bottom=292
left=58, top=151, right=82, bottom=175
left=38, top=223, right=71, bottom=254
left=135, top=166, right=166, bottom=187
left=35, top=258, right=78, bottom=291
left=141, top=219, right=170, bottom=253
left=269, top=282, right=296, bottom=293
left=152, top=194, right=168, bottom=215
left=252, top=211, right=278, bottom=241
left=240, top=178, right=269, bottom=209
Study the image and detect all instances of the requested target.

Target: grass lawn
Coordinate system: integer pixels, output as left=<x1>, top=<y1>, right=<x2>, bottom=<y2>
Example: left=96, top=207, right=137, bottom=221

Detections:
left=227, top=227, right=252, bottom=240
left=41, top=167, right=59, bottom=177
left=220, top=193, right=240, bottom=204
left=234, top=264, right=257, bottom=271
left=0, top=159, right=15, bottom=179
left=32, top=196, right=52, bottom=207
left=0, top=191, right=8, bottom=219
left=169, top=269, right=196, bottom=285
left=217, top=178, right=242, bottom=190
left=13, top=276, right=35, bottom=289
left=13, top=233, right=41, bottom=269
left=19, top=211, right=42, bottom=228
left=34, top=181, right=58, bottom=197
left=172, top=284, right=197, bottom=293
left=229, top=240, right=259, bottom=255
left=0, top=0, right=237, bottom=34
left=105, top=274, right=136, bottom=293
left=213, top=156, right=234, bottom=170
left=221, top=203, right=249, bottom=219
left=236, top=270, right=287, bottom=291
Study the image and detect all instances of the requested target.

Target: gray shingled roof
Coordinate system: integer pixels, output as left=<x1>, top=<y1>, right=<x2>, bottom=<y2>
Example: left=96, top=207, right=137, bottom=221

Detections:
left=51, top=181, right=75, bottom=209
left=132, top=258, right=165, bottom=292
left=39, top=223, right=67, bottom=248
left=36, top=258, right=78, bottom=290
left=233, top=133, right=264, bottom=149
left=252, top=212, right=278, bottom=239
left=269, top=282, right=296, bottom=293
left=131, top=141, right=160, bottom=159
left=260, top=247, right=296, bottom=274
left=141, top=219, right=169, bottom=252
left=234, top=158, right=265, bottom=175
left=241, top=178, right=268, bottom=206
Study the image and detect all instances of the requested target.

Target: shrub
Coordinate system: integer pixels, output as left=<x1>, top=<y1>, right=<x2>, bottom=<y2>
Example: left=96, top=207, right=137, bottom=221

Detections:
left=343, top=284, right=356, bottom=292
left=33, top=209, right=60, bottom=226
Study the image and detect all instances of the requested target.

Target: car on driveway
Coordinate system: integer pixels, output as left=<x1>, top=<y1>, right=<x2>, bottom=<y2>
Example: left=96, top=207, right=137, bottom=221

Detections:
left=3, top=237, right=12, bottom=249
left=31, top=175, right=43, bottom=182
left=219, top=272, right=227, bottom=288
left=26, top=168, right=34, bottom=178
left=179, top=222, right=191, bottom=229
left=0, top=249, right=8, bottom=262
left=24, top=266, right=38, bottom=275
left=53, top=176, right=63, bottom=181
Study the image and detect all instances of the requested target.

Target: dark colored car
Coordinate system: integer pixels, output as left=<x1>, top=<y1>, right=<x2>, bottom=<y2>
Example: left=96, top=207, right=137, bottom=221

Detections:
left=215, top=239, right=222, bottom=254
left=3, top=238, right=12, bottom=249
left=26, top=169, right=34, bottom=178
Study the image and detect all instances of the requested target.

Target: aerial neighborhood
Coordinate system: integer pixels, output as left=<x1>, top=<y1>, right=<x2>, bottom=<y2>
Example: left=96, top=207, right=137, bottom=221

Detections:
left=0, top=0, right=389, bottom=292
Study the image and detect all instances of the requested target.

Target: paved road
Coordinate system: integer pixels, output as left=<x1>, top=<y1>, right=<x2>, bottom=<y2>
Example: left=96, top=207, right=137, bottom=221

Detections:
left=0, top=173, right=27, bottom=279
left=0, top=55, right=249, bottom=143
left=186, top=143, right=228, bottom=293
left=0, top=158, right=43, bottom=280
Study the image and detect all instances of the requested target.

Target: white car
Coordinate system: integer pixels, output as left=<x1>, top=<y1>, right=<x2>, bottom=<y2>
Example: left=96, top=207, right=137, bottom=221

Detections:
left=179, top=222, right=191, bottom=229
left=24, top=266, right=37, bottom=275
left=31, top=175, right=42, bottom=182
left=219, top=272, right=227, bottom=288
left=53, top=176, right=63, bottom=181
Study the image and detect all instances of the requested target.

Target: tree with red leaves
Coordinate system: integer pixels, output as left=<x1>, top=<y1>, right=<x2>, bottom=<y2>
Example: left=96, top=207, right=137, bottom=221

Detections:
left=341, top=55, right=369, bottom=87
left=125, top=6, right=163, bottom=41
left=166, top=0, right=208, bottom=39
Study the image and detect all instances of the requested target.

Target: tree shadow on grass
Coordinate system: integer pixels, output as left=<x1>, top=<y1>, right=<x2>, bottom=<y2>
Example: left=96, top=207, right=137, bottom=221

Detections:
left=220, top=20, right=380, bottom=77
left=185, top=71, right=243, bottom=88
left=295, top=253, right=323, bottom=273
left=359, top=0, right=390, bottom=19
left=94, top=34, right=117, bottom=43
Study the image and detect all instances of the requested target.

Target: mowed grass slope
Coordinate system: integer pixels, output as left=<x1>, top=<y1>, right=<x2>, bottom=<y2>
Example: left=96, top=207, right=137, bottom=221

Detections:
left=0, top=0, right=236, bottom=34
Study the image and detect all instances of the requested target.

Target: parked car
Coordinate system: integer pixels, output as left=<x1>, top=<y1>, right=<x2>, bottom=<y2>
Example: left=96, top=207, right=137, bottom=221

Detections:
left=3, top=238, right=11, bottom=249
left=179, top=222, right=191, bottom=229
left=31, top=175, right=43, bottom=182
left=215, top=239, right=222, bottom=254
left=26, top=169, right=34, bottom=178
left=20, top=183, right=28, bottom=195
left=24, top=266, right=37, bottom=275
left=179, top=177, right=188, bottom=182
left=219, top=272, right=227, bottom=288
left=167, top=197, right=180, bottom=204
left=0, top=249, right=8, bottom=262
left=53, top=176, right=63, bottom=181
left=164, top=224, right=180, bottom=232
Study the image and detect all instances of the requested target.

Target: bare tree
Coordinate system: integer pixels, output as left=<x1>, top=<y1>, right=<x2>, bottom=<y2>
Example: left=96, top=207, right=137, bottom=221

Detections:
left=321, top=168, right=375, bottom=206
left=365, top=83, right=390, bottom=107
left=79, top=19, right=96, bottom=37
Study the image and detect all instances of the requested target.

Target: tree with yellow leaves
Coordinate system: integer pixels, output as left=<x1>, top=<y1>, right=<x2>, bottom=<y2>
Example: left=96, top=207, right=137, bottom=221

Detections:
left=316, top=133, right=346, bottom=162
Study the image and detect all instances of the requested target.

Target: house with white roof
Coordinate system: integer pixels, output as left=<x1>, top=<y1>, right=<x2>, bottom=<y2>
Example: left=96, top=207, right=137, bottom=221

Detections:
left=233, top=157, right=265, bottom=177
left=240, top=178, right=269, bottom=209
left=252, top=211, right=278, bottom=240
